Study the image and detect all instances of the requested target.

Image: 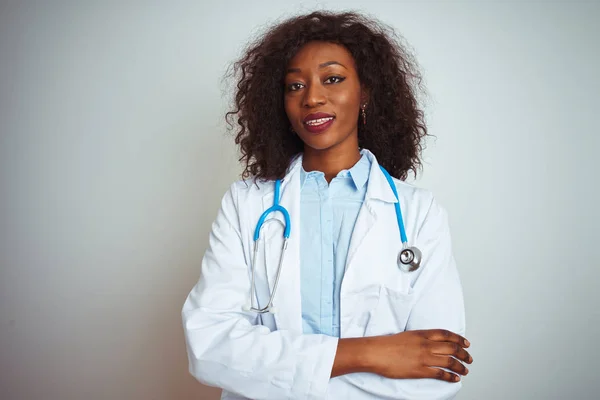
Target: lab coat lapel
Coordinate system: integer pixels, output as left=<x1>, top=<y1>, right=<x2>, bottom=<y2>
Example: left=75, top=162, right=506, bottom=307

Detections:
left=261, top=157, right=303, bottom=334
left=345, top=200, right=376, bottom=272
left=345, top=151, right=397, bottom=276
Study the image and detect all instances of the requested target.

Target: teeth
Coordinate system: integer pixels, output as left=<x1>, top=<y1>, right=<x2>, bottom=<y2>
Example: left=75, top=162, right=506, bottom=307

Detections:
left=305, top=117, right=333, bottom=126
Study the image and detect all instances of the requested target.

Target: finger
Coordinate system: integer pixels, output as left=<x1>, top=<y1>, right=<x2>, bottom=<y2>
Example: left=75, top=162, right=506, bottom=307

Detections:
left=427, top=355, right=469, bottom=376
left=423, top=329, right=470, bottom=348
left=425, top=367, right=461, bottom=383
left=431, top=342, right=473, bottom=364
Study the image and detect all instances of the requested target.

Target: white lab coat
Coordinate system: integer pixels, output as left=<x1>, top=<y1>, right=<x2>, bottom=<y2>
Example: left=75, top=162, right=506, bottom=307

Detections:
left=182, top=150, right=465, bottom=400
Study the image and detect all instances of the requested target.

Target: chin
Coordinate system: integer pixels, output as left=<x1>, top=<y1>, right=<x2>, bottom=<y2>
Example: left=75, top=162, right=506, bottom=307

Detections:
left=300, top=137, right=340, bottom=152
left=298, top=129, right=343, bottom=149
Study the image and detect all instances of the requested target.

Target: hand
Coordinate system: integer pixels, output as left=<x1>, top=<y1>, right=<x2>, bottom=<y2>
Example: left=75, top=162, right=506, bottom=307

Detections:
left=367, top=329, right=473, bottom=382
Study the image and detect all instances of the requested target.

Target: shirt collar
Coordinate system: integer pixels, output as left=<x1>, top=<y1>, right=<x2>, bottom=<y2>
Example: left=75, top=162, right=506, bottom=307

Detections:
left=299, top=166, right=318, bottom=189
left=280, top=149, right=398, bottom=204
left=299, top=152, right=371, bottom=190
left=348, top=152, right=370, bottom=190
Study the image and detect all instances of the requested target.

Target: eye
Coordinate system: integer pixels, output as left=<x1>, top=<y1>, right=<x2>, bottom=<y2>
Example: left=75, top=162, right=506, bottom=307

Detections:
left=286, top=82, right=304, bottom=92
left=325, top=76, right=345, bottom=84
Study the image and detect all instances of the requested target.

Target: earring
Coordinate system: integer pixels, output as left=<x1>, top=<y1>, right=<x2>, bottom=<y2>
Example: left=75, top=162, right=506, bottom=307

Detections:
left=289, top=125, right=296, bottom=134
left=361, top=105, right=367, bottom=125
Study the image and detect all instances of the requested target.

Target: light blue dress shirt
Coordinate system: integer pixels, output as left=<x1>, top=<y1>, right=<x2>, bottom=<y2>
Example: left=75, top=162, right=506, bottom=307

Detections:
left=299, top=153, right=371, bottom=337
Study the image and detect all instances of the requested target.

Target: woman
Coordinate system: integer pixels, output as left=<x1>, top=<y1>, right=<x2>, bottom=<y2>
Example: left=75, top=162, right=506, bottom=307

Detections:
left=183, top=11, right=472, bottom=400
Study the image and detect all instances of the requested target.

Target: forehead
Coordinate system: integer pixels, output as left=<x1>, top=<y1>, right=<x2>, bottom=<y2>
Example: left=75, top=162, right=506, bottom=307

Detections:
left=287, top=41, right=356, bottom=69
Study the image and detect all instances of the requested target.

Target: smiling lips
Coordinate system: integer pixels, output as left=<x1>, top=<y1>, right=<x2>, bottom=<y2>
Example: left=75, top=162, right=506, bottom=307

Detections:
left=303, top=112, right=335, bottom=134
left=305, top=117, right=334, bottom=126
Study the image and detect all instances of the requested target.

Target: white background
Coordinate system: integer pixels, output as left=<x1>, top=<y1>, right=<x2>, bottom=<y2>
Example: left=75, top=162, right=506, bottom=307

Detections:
left=1, top=1, right=599, bottom=399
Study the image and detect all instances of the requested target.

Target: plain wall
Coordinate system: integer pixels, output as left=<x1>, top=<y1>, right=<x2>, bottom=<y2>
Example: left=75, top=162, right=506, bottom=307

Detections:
left=1, top=1, right=599, bottom=399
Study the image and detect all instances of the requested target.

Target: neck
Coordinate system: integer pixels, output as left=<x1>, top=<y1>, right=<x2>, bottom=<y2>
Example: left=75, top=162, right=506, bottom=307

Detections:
left=302, top=141, right=361, bottom=183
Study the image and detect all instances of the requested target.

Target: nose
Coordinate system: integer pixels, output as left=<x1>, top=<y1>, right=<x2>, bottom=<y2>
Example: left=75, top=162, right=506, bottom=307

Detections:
left=302, top=81, right=326, bottom=108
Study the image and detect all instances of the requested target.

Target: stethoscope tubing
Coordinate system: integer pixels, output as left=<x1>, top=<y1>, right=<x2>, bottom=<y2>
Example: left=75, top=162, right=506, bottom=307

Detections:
left=246, top=164, right=420, bottom=314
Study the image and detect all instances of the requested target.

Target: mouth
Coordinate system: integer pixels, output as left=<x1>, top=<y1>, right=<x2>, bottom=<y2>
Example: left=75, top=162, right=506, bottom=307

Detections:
left=302, top=113, right=336, bottom=134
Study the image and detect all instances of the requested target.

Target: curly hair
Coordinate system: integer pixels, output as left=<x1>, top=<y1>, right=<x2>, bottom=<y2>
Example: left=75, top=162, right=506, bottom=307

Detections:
left=225, top=10, right=428, bottom=181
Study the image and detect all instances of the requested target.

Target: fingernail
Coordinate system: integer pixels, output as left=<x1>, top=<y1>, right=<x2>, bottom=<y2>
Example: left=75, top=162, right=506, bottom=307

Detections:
left=465, top=368, right=469, bottom=374
left=464, top=339, right=470, bottom=346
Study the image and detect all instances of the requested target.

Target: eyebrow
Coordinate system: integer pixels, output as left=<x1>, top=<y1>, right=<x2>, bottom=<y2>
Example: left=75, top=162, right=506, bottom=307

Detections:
left=286, top=61, right=347, bottom=74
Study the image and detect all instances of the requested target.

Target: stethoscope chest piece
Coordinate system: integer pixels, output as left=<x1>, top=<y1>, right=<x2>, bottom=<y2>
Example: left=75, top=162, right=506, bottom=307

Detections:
left=398, top=246, right=422, bottom=272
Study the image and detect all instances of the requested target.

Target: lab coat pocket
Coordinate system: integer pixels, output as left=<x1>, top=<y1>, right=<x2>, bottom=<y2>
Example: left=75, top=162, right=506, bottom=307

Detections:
left=364, top=285, right=415, bottom=337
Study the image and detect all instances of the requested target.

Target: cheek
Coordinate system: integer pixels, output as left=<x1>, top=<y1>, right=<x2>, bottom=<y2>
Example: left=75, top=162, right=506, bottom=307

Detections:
left=332, top=87, right=360, bottom=107
left=333, top=92, right=360, bottom=121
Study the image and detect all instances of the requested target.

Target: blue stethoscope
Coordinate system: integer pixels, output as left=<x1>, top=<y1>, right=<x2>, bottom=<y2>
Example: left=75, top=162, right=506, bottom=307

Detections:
left=244, top=165, right=422, bottom=314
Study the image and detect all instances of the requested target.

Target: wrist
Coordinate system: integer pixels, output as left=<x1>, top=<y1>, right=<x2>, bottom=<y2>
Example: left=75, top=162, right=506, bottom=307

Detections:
left=360, top=336, right=380, bottom=372
left=332, top=336, right=380, bottom=377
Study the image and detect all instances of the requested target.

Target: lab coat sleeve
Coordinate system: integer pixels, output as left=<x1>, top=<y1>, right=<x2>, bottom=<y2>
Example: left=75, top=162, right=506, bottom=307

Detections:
left=182, top=183, right=339, bottom=400
left=335, top=197, right=466, bottom=400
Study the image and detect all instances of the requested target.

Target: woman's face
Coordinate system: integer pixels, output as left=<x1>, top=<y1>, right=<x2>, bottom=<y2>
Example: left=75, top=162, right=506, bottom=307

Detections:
left=284, top=41, right=367, bottom=153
